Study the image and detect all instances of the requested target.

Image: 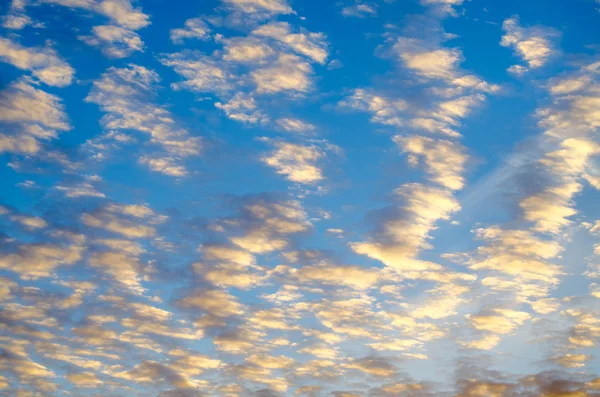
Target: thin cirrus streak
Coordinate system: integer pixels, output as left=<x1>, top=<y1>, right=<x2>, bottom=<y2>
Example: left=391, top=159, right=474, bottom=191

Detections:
left=0, top=0, right=599, bottom=396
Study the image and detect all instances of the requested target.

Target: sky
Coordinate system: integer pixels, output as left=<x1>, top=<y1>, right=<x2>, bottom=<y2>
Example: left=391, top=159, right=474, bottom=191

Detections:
left=0, top=0, right=600, bottom=396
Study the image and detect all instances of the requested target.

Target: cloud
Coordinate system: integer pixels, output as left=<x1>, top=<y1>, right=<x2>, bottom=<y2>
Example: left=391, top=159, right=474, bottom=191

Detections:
left=395, top=135, right=467, bottom=190
left=351, top=183, right=460, bottom=272
left=216, top=93, right=269, bottom=124
left=89, top=251, right=145, bottom=292
left=520, top=138, right=599, bottom=234
left=260, top=139, right=327, bottom=184
left=468, top=308, right=530, bottom=334
left=80, top=24, right=144, bottom=58
left=391, top=37, right=462, bottom=81
left=162, top=14, right=327, bottom=126
left=0, top=241, right=84, bottom=279
left=178, top=288, right=245, bottom=317
left=252, top=53, right=313, bottom=93
left=170, top=17, right=211, bottom=44
left=345, top=356, right=397, bottom=377
left=9, top=214, right=47, bottom=230
left=501, top=16, right=558, bottom=75
left=66, top=372, right=102, bottom=387
left=82, top=203, right=161, bottom=238
left=56, top=183, right=106, bottom=198
left=205, top=193, right=311, bottom=255
left=42, top=0, right=149, bottom=57
left=161, top=50, right=233, bottom=94
left=420, top=0, right=464, bottom=15
left=341, top=3, right=377, bottom=18
left=0, top=37, right=74, bottom=86
left=252, top=22, right=328, bottom=64
left=0, top=78, right=70, bottom=156
left=222, top=0, right=293, bottom=15
left=2, top=0, right=32, bottom=29
left=338, top=89, right=407, bottom=127
left=85, top=65, right=202, bottom=175
left=275, top=118, right=316, bottom=133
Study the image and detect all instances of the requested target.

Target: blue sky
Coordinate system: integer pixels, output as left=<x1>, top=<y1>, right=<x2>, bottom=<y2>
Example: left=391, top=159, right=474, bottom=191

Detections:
left=1, top=0, right=600, bottom=396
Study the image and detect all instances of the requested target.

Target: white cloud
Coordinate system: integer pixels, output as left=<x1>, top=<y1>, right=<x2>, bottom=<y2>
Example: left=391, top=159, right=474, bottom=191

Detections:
left=85, top=65, right=201, bottom=176
left=222, top=0, right=293, bottom=15
left=341, top=3, right=377, bottom=18
left=261, top=139, right=326, bottom=184
left=275, top=118, right=315, bottom=133
left=161, top=51, right=233, bottom=94
left=338, top=88, right=407, bottom=126
left=0, top=242, right=84, bottom=279
left=391, top=37, right=462, bottom=81
left=170, top=17, right=210, bottom=44
left=138, top=156, right=188, bottom=177
left=0, top=37, right=74, bottom=86
left=0, top=78, right=70, bottom=155
left=501, top=16, right=558, bottom=74
left=215, top=93, right=269, bottom=124
left=351, top=183, right=460, bottom=272
left=80, top=25, right=144, bottom=58
left=252, top=53, right=313, bottom=93
left=395, top=135, right=467, bottom=190
left=253, top=22, right=328, bottom=64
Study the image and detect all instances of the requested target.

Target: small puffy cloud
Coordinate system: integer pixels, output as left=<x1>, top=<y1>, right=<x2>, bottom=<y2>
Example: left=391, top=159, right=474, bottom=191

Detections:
left=10, top=215, right=47, bottom=230
left=170, top=17, right=210, bottom=44
left=462, top=334, right=502, bottom=350
left=351, top=183, right=460, bottom=272
left=261, top=139, right=326, bottom=184
left=395, top=135, right=468, bottom=190
left=139, top=156, right=188, bottom=177
left=468, top=227, right=563, bottom=285
left=252, top=53, right=313, bottom=93
left=420, top=0, right=464, bottom=15
left=202, top=244, right=256, bottom=266
left=80, top=25, right=144, bottom=58
left=66, top=372, right=102, bottom=388
left=222, top=0, right=293, bottom=15
left=82, top=203, right=162, bottom=238
left=345, top=357, right=397, bottom=377
left=197, top=244, right=262, bottom=288
left=338, top=88, right=407, bottom=126
left=252, top=22, right=328, bottom=64
left=501, top=16, right=558, bottom=75
left=221, top=36, right=276, bottom=63
left=341, top=3, right=377, bottom=18
left=392, top=37, right=462, bottom=81
left=215, top=93, right=269, bottom=124
left=161, top=50, right=233, bottom=94
left=246, top=354, right=295, bottom=369
left=77, top=0, right=150, bottom=30
left=89, top=251, right=145, bottom=292
left=0, top=78, right=70, bottom=155
left=2, top=0, right=32, bottom=30
left=468, top=308, right=531, bottom=334
left=520, top=139, right=599, bottom=234
left=0, top=37, right=74, bottom=86
left=0, top=242, right=84, bottom=279
left=86, top=64, right=201, bottom=175
left=213, top=327, right=262, bottom=353
left=216, top=194, right=311, bottom=254
left=551, top=354, right=590, bottom=369
left=276, top=118, right=316, bottom=133
left=56, top=183, right=105, bottom=198
left=530, top=298, right=560, bottom=314
left=178, top=289, right=245, bottom=318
